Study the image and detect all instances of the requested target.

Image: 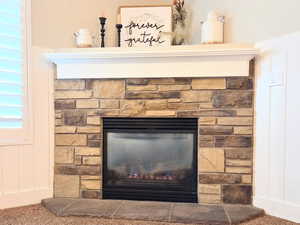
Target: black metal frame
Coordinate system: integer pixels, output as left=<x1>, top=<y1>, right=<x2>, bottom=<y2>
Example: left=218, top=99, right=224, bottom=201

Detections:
left=103, top=118, right=198, bottom=203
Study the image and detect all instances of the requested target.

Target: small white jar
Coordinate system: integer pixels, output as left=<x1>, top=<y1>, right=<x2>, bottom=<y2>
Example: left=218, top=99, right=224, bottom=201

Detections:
left=74, top=29, right=93, bottom=48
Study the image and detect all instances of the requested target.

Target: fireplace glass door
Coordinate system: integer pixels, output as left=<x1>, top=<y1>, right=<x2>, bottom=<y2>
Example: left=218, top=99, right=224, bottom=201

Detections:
left=103, top=118, right=198, bottom=203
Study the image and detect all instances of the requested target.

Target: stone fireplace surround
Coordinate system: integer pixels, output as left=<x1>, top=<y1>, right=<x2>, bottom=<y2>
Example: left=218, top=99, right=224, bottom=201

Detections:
left=54, top=68, right=254, bottom=205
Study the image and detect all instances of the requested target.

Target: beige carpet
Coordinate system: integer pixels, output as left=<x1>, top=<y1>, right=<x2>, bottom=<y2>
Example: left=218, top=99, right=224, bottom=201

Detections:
left=0, top=204, right=297, bottom=225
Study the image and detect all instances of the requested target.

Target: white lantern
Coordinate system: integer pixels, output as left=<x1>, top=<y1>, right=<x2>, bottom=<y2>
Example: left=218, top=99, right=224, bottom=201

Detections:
left=201, top=11, right=225, bottom=44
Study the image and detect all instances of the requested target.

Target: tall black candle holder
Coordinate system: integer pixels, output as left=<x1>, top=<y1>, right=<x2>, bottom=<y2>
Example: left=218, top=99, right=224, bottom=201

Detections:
left=116, top=24, right=123, bottom=47
left=99, top=17, right=107, bottom=48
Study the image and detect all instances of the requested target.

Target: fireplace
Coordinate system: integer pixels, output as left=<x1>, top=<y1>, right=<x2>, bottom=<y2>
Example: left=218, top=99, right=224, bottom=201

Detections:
left=103, top=118, right=198, bottom=203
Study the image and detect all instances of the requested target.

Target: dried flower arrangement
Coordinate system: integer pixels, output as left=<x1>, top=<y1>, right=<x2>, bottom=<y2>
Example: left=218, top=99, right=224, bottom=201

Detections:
left=172, top=0, right=189, bottom=45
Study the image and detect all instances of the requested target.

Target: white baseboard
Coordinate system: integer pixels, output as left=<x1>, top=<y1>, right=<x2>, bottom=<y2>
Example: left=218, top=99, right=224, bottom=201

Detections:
left=254, top=196, right=300, bottom=223
left=0, top=188, right=53, bottom=209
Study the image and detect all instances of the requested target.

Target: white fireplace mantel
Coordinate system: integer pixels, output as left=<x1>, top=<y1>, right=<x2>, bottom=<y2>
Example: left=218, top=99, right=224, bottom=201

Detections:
left=45, top=44, right=258, bottom=79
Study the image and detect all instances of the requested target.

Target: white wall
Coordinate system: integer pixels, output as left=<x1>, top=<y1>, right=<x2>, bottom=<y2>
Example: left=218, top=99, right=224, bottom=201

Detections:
left=190, top=0, right=300, bottom=43
left=0, top=48, right=54, bottom=209
left=255, top=32, right=300, bottom=223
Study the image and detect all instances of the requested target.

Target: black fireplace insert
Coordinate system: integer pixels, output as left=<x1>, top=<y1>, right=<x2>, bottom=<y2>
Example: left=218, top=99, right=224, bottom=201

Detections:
left=103, top=118, right=198, bottom=203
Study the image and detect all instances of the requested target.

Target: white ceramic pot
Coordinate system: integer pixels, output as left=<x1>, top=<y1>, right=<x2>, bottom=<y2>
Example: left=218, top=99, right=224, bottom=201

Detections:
left=74, top=29, right=93, bottom=48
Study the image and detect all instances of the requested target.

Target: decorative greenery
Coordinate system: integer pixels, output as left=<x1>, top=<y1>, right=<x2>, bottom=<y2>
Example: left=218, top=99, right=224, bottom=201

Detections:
left=172, top=0, right=188, bottom=45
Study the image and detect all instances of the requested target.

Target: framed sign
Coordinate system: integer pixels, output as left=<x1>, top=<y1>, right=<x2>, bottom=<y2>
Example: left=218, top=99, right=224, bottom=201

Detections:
left=120, top=5, right=172, bottom=47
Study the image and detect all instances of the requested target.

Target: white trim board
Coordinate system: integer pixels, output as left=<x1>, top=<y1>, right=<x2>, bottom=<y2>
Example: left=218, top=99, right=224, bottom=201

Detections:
left=45, top=44, right=258, bottom=79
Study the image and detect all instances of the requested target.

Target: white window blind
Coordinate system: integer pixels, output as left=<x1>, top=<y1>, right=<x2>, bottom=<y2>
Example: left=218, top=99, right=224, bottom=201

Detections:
left=0, top=0, right=24, bottom=129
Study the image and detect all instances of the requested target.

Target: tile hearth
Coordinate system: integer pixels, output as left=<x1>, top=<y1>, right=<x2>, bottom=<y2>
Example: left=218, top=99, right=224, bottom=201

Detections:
left=42, top=198, right=264, bottom=225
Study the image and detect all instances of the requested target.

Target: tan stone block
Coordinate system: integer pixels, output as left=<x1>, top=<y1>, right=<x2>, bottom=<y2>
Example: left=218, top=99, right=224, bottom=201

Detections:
left=54, top=175, right=80, bottom=198
left=56, top=134, right=87, bottom=146
left=242, top=175, right=252, bottom=184
left=75, top=155, right=82, bottom=165
left=145, top=111, right=176, bottom=117
left=181, top=91, right=212, bottom=103
left=168, top=98, right=181, bottom=103
left=87, top=117, right=101, bottom=125
left=56, top=119, right=64, bottom=126
left=56, top=112, right=62, bottom=119
left=127, top=85, right=157, bottom=91
left=237, top=109, right=254, bottom=116
left=158, top=85, right=190, bottom=91
left=55, top=80, right=85, bottom=90
left=76, top=99, right=99, bottom=109
left=82, top=156, right=101, bottom=165
left=145, top=100, right=168, bottom=110
left=168, top=103, right=199, bottom=110
left=199, top=194, right=221, bottom=204
left=75, top=147, right=100, bottom=156
left=199, top=184, right=221, bottom=194
left=81, top=175, right=101, bottom=180
left=234, top=126, right=253, bottom=135
left=226, top=167, right=252, bottom=174
left=55, top=147, right=74, bottom=164
left=93, top=80, right=125, bottom=98
left=226, top=159, right=252, bottom=167
left=199, top=148, right=225, bottom=172
left=120, top=100, right=145, bottom=116
left=55, top=90, right=92, bottom=99
left=199, top=102, right=214, bottom=109
left=199, top=117, right=216, bottom=125
left=192, top=78, right=226, bottom=90
left=81, top=180, right=101, bottom=190
left=77, top=126, right=101, bottom=133
left=218, top=117, right=253, bottom=126
left=100, top=100, right=120, bottom=109
left=55, top=126, right=76, bottom=134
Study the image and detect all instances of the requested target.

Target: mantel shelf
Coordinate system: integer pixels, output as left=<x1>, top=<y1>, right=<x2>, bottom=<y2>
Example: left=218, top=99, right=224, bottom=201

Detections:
left=45, top=44, right=259, bottom=79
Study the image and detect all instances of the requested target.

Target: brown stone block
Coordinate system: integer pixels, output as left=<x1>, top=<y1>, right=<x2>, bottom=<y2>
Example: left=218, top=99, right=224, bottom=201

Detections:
left=55, top=100, right=75, bottom=110
left=82, top=156, right=101, bottom=165
left=177, top=110, right=236, bottom=117
left=242, top=175, right=252, bottom=184
left=222, top=185, right=252, bottom=204
left=88, top=140, right=101, bottom=147
left=145, top=100, right=168, bottom=110
left=168, top=103, right=199, bottom=110
left=120, top=100, right=145, bottom=116
left=88, top=134, right=102, bottom=140
left=199, top=194, right=221, bottom=204
left=126, top=91, right=180, bottom=99
left=200, top=126, right=233, bottom=135
left=218, top=117, right=253, bottom=126
left=226, top=159, right=252, bottom=167
left=212, top=91, right=253, bottom=108
left=234, top=126, right=253, bottom=135
left=100, top=100, right=120, bottom=109
left=236, top=109, right=254, bottom=116
left=81, top=190, right=102, bottom=199
left=93, top=80, right=125, bottom=98
left=199, top=135, right=214, bottom=147
left=81, top=180, right=101, bottom=189
left=87, top=109, right=120, bottom=117
left=64, top=111, right=86, bottom=126
left=226, top=77, right=253, bottom=90
left=158, top=85, right=190, bottom=91
left=192, top=78, right=226, bottom=90
left=148, top=78, right=191, bottom=85
left=56, top=134, right=87, bottom=146
left=127, top=79, right=149, bottom=85
left=77, top=126, right=101, bottom=134
left=199, top=173, right=242, bottom=184
left=181, top=90, right=212, bottom=103
left=215, top=136, right=252, bottom=148
left=127, top=85, right=157, bottom=91
left=225, top=148, right=252, bottom=160
left=55, top=80, right=85, bottom=90
left=55, top=165, right=101, bottom=175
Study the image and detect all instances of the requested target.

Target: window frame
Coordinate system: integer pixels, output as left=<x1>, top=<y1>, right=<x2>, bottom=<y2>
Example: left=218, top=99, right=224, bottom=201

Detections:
left=0, top=0, right=33, bottom=145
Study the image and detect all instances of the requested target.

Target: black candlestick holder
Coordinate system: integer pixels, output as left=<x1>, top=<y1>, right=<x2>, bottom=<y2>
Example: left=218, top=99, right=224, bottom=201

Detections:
left=116, top=24, right=123, bottom=47
left=99, top=17, right=107, bottom=48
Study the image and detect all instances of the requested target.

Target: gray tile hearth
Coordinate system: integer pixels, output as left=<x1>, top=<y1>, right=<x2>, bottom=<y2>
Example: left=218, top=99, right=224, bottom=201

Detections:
left=42, top=198, right=264, bottom=225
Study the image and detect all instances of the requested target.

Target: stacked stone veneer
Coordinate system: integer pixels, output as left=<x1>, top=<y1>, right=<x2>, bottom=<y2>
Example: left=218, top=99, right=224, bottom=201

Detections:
left=54, top=67, right=254, bottom=204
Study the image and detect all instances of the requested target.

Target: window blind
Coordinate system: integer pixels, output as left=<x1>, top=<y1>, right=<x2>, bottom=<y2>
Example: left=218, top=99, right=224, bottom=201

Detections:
left=0, top=0, right=24, bottom=128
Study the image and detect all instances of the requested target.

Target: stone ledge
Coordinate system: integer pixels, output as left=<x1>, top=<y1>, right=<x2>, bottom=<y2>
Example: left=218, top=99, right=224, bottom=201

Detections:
left=42, top=198, right=264, bottom=225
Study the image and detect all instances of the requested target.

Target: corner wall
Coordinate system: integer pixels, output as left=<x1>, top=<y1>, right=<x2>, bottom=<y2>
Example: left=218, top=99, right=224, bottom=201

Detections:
left=254, top=32, right=300, bottom=223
